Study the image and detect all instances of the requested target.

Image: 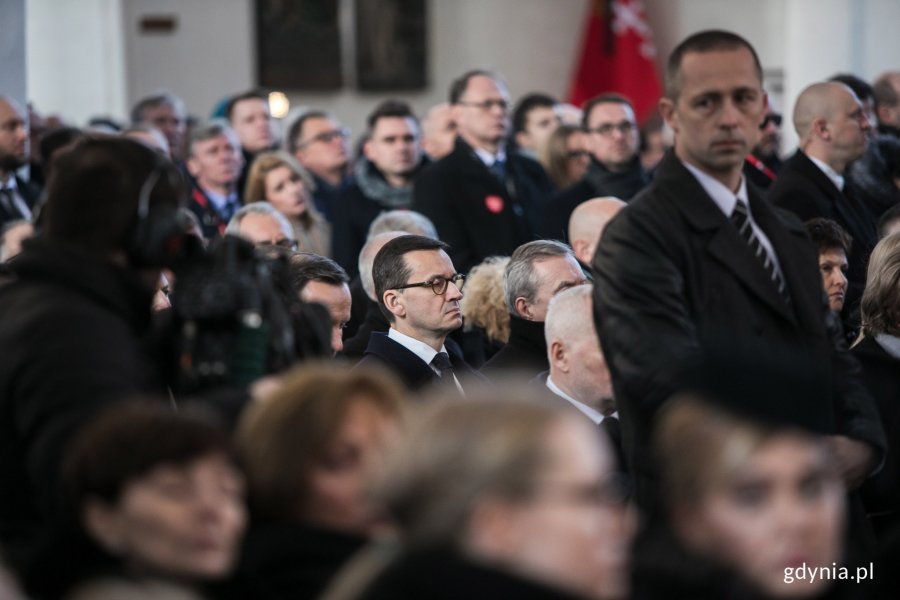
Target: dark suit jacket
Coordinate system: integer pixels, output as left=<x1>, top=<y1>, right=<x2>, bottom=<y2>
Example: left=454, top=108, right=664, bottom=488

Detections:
left=0, top=176, right=40, bottom=227
left=593, top=151, right=885, bottom=508
left=412, top=138, right=552, bottom=274
left=356, top=332, right=478, bottom=392
left=768, top=150, right=878, bottom=314
left=480, top=314, right=548, bottom=380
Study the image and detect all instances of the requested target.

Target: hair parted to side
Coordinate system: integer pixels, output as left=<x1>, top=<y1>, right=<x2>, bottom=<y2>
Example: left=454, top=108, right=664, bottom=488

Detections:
left=665, top=30, right=763, bottom=101
left=366, top=99, right=418, bottom=132
left=286, top=110, right=331, bottom=155
left=512, top=93, right=558, bottom=136
left=225, top=88, right=270, bottom=122
left=288, top=252, right=349, bottom=294
left=861, top=231, right=900, bottom=336
left=224, top=201, right=296, bottom=241
left=581, top=93, right=634, bottom=130
left=187, top=120, right=237, bottom=158
left=372, top=387, right=564, bottom=548
left=449, top=69, right=506, bottom=104
left=804, top=218, right=853, bottom=256
left=504, top=239, right=575, bottom=313
left=235, top=362, right=405, bottom=521
left=130, top=91, right=185, bottom=125
left=372, top=234, right=450, bottom=322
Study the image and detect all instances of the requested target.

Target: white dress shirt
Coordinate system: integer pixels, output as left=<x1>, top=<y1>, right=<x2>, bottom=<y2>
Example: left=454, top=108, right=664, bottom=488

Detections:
left=545, top=374, right=613, bottom=425
left=388, top=328, right=464, bottom=394
left=808, top=155, right=846, bottom=191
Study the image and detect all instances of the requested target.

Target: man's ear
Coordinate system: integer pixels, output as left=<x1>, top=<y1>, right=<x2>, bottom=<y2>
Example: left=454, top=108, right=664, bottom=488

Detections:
left=571, top=238, right=590, bottom=266
left=383, top=289, right=406, bottom=320
left=83, top=498, right=125, bottom=555
left=514, top=131, right=529, bottom=150
left=549, top=339, right=569, bottom=373
left=464, top=495, right=521, bottom=560
left=658, top=97, right=678, bottom=134
left=814, top=117, right=830, bottom=141
left=362, top=139, right=375, bottom=162
left=186, top=156, right=200, bottom=178
left=514, top=296, right=533, bottom=320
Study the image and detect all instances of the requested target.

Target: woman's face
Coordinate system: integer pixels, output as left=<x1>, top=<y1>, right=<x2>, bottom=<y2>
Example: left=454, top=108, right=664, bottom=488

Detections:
left=264, top=165, right=309, bottom=219
left=679, top=434, right=845, bottom=598
left=303, top=398, right=399, bottom=534
left=90, top=453, right=246, bottom=580
left=565, top=131, right=591, bottom=183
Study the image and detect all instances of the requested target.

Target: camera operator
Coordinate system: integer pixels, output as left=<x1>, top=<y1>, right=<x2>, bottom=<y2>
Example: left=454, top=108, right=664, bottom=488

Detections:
left=0, top=138, right=185, bottom=562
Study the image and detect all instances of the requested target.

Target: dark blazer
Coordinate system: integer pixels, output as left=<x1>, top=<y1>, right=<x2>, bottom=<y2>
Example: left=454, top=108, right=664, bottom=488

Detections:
left=412, top=137, right=552, bottom=274
left=768, top=150, right=878, bottom=314
left=0, top=175, right=40, bottom=227
left=356, top=332, right=478, bottom=392
left=593, top=151, right=885, bottom=508
left=480, top=314, right=548, bottom=380
left=341, top=299, right=389, bottom=360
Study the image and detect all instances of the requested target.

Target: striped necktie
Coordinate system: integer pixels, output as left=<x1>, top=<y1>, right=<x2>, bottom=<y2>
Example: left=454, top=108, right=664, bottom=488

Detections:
left=731, top=200, right=789, bottom=302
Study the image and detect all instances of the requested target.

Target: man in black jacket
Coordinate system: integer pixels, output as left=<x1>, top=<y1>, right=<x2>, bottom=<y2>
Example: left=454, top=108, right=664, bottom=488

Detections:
left=482, top=240, right=586, bottom=380
left=413, top=70, right=553, bottom=275
left=593, top=30, right=884, bottom=510
left=0, top=138, right=183, bottom=560
left=0, top=96, right=38, bottom=227
left=542, top=93, right=649, bottom=242
left=332, top=100, right=427, bottom=277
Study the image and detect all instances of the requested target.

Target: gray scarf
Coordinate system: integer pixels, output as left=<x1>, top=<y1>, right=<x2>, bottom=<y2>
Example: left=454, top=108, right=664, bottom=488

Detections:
left=353, top=156, right=413, bottom=209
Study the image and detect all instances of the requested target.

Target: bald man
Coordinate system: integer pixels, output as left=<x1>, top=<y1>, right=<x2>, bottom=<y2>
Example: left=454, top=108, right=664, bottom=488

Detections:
left=420, top=102, right=456, bottom=160
left=568, top=196, right=626, bottom=268
left=769, top=81, right=876, bottom=319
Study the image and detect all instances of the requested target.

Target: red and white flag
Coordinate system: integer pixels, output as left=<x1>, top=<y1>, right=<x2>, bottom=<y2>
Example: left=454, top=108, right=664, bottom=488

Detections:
left=567, top=0, right=663, bottom=124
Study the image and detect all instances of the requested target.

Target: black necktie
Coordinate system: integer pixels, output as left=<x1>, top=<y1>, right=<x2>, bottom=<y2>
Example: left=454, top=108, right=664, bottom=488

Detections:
left=731, top=200, right=789, bottom=302
left=430, top=352, right=455, bottom=380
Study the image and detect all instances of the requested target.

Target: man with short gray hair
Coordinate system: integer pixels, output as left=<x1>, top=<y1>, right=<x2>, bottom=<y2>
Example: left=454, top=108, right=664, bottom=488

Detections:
left=225, top=201, right=296, bottom=252
left=481, top=239, right=586, bottom=379
left=130, top=91, right=187, bottom=160
left=186, top=121, right=245, bottom=239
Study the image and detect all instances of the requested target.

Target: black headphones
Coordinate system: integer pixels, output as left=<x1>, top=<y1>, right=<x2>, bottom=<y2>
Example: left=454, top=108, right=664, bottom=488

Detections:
left=128, top=158, right=189, bottom=268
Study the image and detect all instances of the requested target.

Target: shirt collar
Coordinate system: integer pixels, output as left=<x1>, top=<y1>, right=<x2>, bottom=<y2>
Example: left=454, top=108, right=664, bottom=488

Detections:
left=388, top=327, right=446, bottom=366
left=807, top=155, right=845, bottom=191
left=0, top=176, right=18, bottom=192
left=681, top=159, right=748, bottom=216
left=202, top=187, right=237, bottom=211
left=473, top=146, right=506, bottom=167
left=545, top=375, right=607, bottom=425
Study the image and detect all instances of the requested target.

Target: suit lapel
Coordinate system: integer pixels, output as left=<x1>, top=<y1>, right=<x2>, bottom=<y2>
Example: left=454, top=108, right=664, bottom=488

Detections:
left=658, top=154, right=797, bottom=324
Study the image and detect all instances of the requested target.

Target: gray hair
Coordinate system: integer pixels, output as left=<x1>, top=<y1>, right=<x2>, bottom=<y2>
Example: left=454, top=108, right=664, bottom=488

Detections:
left=187, top=120, right=238, bottom=158
left=359, top=231, right=406, bottom=301
left=225, top=201, right=295, bottom=241
left=544, top=284, right=594, bottom=349
left=368, top=210, right=438, bottom=240
left=504, top=239, right=575, bottom=313
left=130, top=90, right=185, bottom=125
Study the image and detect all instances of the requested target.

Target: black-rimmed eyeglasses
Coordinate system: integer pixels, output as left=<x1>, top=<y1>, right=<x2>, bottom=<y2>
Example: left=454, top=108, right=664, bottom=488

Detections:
left=394, top=273, right=466, bottom=295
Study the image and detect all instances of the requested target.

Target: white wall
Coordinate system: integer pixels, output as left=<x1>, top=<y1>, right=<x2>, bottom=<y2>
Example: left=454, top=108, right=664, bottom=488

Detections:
left=25, top=0, right=900, bottom=154
left=1, top=0, right=27, bottom=104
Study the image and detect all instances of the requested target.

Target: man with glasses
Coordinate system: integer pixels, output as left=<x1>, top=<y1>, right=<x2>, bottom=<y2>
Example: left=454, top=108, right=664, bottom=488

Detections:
left=358, top=234, right=478, bottom=391
left=744, top=97, right=783, bottom=189
left=225, top=201, right=297, bottom=252
left=287, top=110, right=351, bottom=223
left=769, top=81, right=876, bottom=323
left=542, top=93, right=649, bottom=242
left=413, top=69, right=553, bottom=275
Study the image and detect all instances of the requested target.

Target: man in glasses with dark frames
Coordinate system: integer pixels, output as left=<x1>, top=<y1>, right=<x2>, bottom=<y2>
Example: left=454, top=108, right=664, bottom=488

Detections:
left=287, top=110, right=351, bottom=223
left=743, top=97, right=783, bottom=189
left=542, top=93, right=649, bottom=242
left=358, top=234, right=479, bottom=392
left=413, top=69, right=553, bottom=275
left=225, top=201, right=297, bottom=253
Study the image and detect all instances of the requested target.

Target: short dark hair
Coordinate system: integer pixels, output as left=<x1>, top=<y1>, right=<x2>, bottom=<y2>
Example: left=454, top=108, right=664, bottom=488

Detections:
left=373, top=235, right=450, bottom=322
left=288, top=252, right=350, bottom=293
left=581, top=93, right=634, bottom=129
left=829, top=74, right=874, bottom=104
left=805, top=218, right=852, bottom=255
left=38, top=126, right=85, bottom=172
left=286, top=110, right=330, bottom=154
left=367, top=99, right=417, bottom=132
left=130, top=91, right=185, bottom=125
left=64, top=403, right=232, bottom=508
left=665, top=30, right=763, bottom=100
left=40, top=137, right=185, bottom=256
left=188, top=121, right=236, bottom=158
left=512, top=93, right=558, bottom=135
left=449, top=69, right=503, bottom=105
left=873, top=75, right=900, bottom=111
left=225, top=89, right=269, bottom=122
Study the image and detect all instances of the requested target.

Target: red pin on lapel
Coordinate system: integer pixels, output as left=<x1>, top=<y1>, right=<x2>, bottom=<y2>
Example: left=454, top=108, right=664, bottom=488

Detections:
left=485, top=195, right=504, bottom=214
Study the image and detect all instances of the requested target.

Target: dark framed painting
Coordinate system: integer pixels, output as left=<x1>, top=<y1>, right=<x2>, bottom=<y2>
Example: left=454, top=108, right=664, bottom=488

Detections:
left=355, top=0, right=427, bottom=91
left=256, top=0, right=343, bottom=90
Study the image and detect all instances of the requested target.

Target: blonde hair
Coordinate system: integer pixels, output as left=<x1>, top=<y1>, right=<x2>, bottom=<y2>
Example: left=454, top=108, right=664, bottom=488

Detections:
left=244, top=151, right=318, bottom=226
left=235, top=362, right=405, bottom=522
left=540, top=124, right=583, bottom=189
left=861, top=231, right=900, bottom=336
left=460, top=255, right=511, bottom=343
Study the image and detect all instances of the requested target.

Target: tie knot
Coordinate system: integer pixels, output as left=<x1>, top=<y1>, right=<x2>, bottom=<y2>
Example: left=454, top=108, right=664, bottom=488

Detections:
left=431, top=351, right=453, bottom=372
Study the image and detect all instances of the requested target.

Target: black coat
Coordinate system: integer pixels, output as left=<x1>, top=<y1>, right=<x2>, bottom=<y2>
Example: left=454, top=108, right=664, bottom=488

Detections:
left=480, top=314, right=548, bottom=379
left=0, top=238, right=164, bottom=557
left=593, top=151, right=885, bottom=509
left=356, top=332, right=478, bottom=392
left=541, top=157, right=649, bottom=242
left=412, top=137, right=552, bottom=274
left=0, top=175, right=40, bottom=227
left=341, top=299, right=389, bottom=360
left=768, top=150, right=878, bottom=315
left=853, top=335, right=900, bottom=528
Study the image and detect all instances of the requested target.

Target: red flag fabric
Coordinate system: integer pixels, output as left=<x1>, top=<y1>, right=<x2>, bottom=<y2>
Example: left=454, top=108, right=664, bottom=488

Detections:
left=567, top=0, right=663, bottom=124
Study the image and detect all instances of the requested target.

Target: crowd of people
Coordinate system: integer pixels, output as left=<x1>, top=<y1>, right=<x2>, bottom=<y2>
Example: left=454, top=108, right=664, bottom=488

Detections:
left=1, top=26, right=900, bottom=599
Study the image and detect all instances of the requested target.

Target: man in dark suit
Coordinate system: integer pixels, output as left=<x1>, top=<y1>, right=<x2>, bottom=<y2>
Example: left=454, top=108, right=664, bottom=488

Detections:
left=593, top=30, right=885, bottom=510
left=185, top=122, right=245, bottom=240
left=412, top=70, right=553, bottom=275
left=542, top=93, right=649, bottom=242
left=357, top=235, right=477, bottom=392
left=0, top=96, right=38, bottom=227
left=769, top=81, right=876, bottom=318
